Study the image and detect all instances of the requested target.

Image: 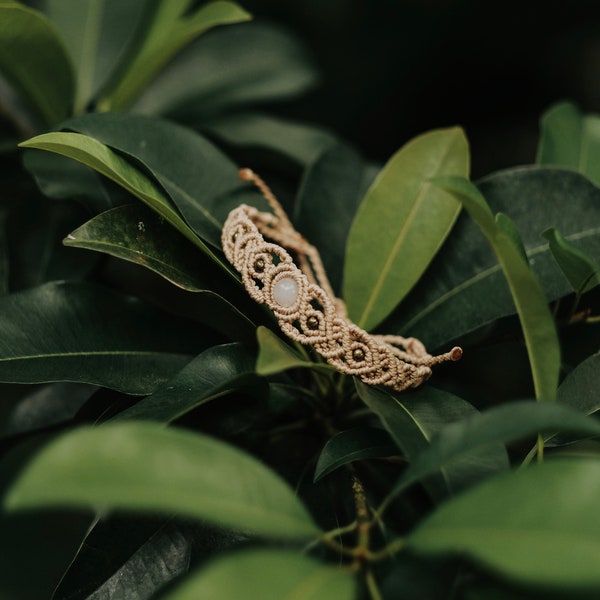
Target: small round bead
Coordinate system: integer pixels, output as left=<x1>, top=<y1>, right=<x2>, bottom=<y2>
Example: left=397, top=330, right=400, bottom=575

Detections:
left=352, top=348, right=366, bottom=362
left=254, top=258, right=265, bottom=273
left=307, top=316, right=319, bottom=330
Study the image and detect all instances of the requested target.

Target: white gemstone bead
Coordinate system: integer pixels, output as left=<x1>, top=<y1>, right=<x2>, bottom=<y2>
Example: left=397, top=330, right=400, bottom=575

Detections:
left=273, top=277, right=298, bottom=308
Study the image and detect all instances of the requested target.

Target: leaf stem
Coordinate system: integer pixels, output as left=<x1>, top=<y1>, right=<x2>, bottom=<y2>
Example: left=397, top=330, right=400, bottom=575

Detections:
left=365, top=568, right=384, bottom=600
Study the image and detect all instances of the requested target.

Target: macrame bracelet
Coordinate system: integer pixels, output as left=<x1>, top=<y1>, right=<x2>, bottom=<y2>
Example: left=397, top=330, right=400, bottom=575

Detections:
left=222, top=168, right=462, bottom=392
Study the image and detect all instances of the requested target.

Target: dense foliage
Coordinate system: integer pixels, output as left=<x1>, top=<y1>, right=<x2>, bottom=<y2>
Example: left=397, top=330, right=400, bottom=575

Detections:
left=1, top=1, right=600, bottom=599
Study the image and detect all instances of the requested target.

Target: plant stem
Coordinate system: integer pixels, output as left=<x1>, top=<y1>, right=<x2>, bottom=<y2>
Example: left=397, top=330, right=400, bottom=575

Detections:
left=365, top=568, right=383, bottom=600
left=536, top=433, right=545, bottom=462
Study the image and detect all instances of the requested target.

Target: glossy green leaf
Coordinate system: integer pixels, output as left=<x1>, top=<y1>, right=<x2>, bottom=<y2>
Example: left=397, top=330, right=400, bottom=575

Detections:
left=344, top=127, right=469, bottom=331
left=537, top=101, right=600, bottom=186
left=45, top=0, right=148, bottom=112
left=18, top=131, right=199, bottom=245
left=205, top=112, right=338, bottom=167
left=4, top=422, right=318, bottom=540
left=0, top=281, right=210, bottom=394
left=115, top=343, right=264, bottom=423
left=102, top=1, right=250, bottom=110
left=433, top=176, right=560, bottom=400
left=54, top=516, right=193, bottom=600
left=356, top=383, right=508, bottom=499
left=133, top=21, right=318, bottom=119
left=314, top=426, right=397, bottom=482
left=392, top=400, right=600, bottom=499
left=542, top=227, right=600, bottom=294
left=407, top=458, right=600, bottom=590
left=295, top=143, right=378, bottom=294
left=256, top=326, right=334, bottom=376
left=495, top=212, right=527, bottom=262
left=162, top=549, right=356, bottom=600
left=65, top=203, right=214, bottom=291
left=62, top=112, right=260, bottom=249
left=0, top=3, right=74, bottom=125
left=386, top=167, right=600, bottom=350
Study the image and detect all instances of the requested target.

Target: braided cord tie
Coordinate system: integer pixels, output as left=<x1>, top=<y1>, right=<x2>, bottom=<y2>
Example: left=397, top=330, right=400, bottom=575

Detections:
left=222, top=169, right=462, bottom=393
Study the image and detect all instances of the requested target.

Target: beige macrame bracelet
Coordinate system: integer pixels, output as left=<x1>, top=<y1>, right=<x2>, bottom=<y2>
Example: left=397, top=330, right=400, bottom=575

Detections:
left=222, top=168, right=462, bottom=392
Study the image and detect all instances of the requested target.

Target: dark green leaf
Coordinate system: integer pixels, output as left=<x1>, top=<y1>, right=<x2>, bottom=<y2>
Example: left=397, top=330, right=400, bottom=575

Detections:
left=45, top=0, right=148, bottom=112
left=0, top=209, right=7, bottom=295
left=407, top=458, right=600, bottom=590
left=133, top=21, right=318, bottom=119
left=392, top=400, right=600, bottom=500
left=313, top=426, right=397, bottom=482
left=4, top=422, right=319, bottom=540
left=433, top=176, right=560, bottom=400
left=0, top=281, right=211, bottom=394
left=54, top=516, right=193, bottom=600
left=542, top=227, right=600, bottom=294
left=0, top=3, right=74, bottom=125
left=205, top=112, right=337, bottom=167
left=495, top=212, right=528, bottom=262
left=356, top=383, right=508, bottom=500
left=22, top=150, right=116, bottom=212
left=114, top=343, right=264, bottom=423
left=295, top=143, right=377, bottom=294
left=386, top=167, right=600, bottom=349
left=62, top=112, right=264, bottom=250
left=161, top=549, right=356, bottom=600
left=102, top=1, right=250, bottom=110
left=256, top=326, right=334, bottom=376
left=344, top=127, right=469, bottom=331
left=537, top=101, right=600, bottom=186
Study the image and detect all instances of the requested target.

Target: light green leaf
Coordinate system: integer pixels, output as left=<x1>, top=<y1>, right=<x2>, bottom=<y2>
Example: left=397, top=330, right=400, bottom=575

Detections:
left=388, top=167, right=600, bottom=350
left=133, top=21, right=318, bottom=119
left=314, top=426, right=397, bottom=482
left=542, top=227, right=600, bottom=294
left=115, top=343, right=264, bottom=423
left=0, top=281, right=211, bottom=394
left=356, top=383, right=508, bottom=500
left=0, top=2, right=74, bottom=125
left=537, top=100, right=600, bottom=186
left=102, top=1, right=250, bottom=110
left=45, top=0, right=148, bottom=112
left=62, top=112, right=259, bottom=250
left=162, top=549, right=356, bottom=600
left=433, top=176, right=560, bottom=400
left=407, top=458, right=600, bottom=590
left=256, top=326, right=334, bottom=376
left=344, top=127, right=469, bottom=331
left=392, top=400, right=600, bottom=500
left=3, top=422, right=318, bottom=540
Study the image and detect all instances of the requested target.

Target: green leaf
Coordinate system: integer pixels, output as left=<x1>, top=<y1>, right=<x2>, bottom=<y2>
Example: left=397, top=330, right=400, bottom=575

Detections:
left=4, top=422, right=318, bottom=540
left=386, top=167, right=600, bottom=350
left=62, top=112, right=259, bottom=249
left=161, top=549, right=356, bottom=600
left=432, top=176, right=560, bottom=400
left=392, top=400, right=600, bottom=499
left=0, top=281, right=210, bottom=394
left=102, top=1, right=251, bottom=110
left=64, top=203, right=216, bottom=292
left=114, top=343, right=265, bottom=423
left=542, top=227, right=600, bottom=294
left=54, top=516, right=194, bottom=600
left=313, top=426, right=397, bottom=482
left=407, top=458, right=600, bottom=590
left=356, top=383, right=508, bottom=499
left=344, top=127, right=469, bottom=331
left=537, top=101, right=600, bottom=186
left=0, top=209, right=8, bottom=295
left=256, top=326, right=334, bottom=376
left=205, top=112, right=338, bottom=167
left=45, top=0, right=148, bottom=112
left=133, top=21, right=318, bottom=119
left=295, top=143, right=378, bottom=294
left=0, top=3, right=74, bottom=125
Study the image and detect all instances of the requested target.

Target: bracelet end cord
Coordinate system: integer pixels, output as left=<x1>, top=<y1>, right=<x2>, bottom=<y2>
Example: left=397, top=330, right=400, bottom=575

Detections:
left=223, top=168, right=462, bottom=393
